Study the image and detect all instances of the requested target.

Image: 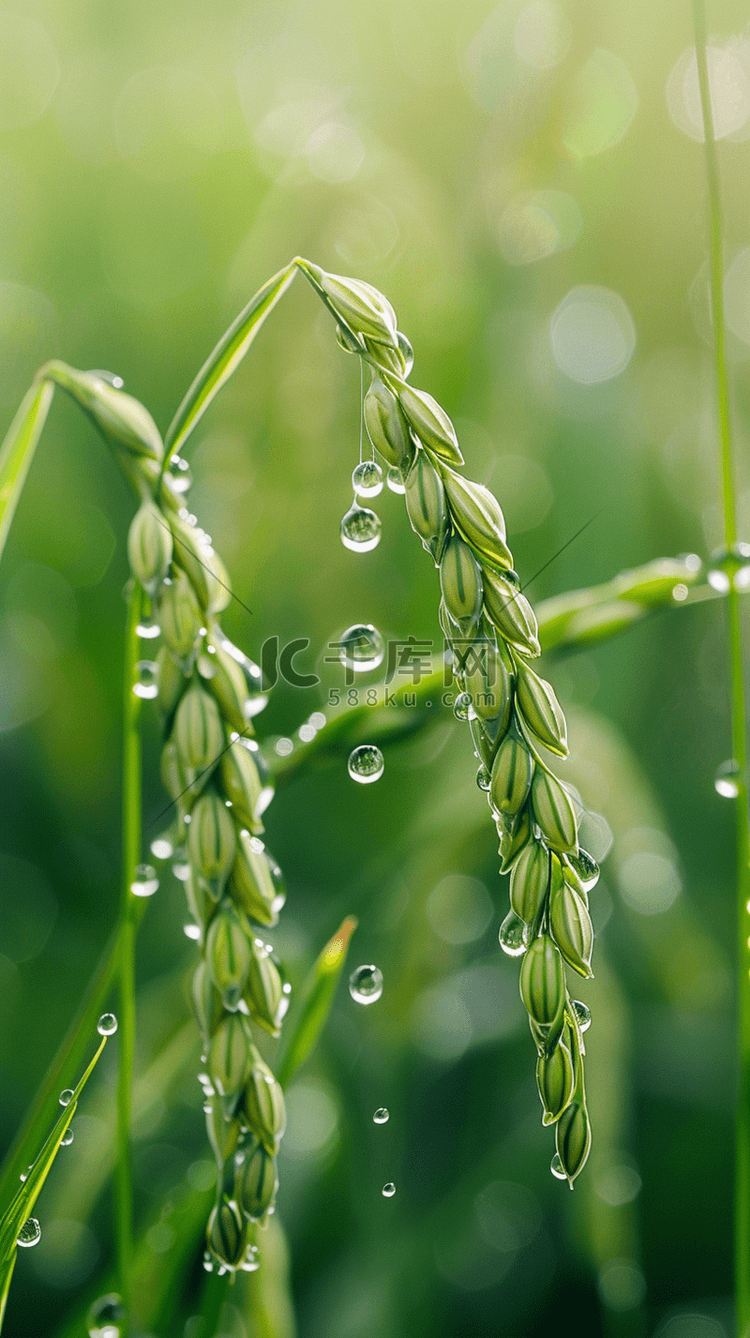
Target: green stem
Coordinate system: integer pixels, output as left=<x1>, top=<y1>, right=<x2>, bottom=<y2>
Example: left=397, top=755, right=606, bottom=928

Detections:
left=116, top=581, right=143, bottom=1312
left=691, top=6, right=750, bottom=1334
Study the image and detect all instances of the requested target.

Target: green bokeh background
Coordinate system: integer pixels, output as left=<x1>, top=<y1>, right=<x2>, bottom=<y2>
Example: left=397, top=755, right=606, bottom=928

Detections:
left=0, top=0, right=748, bottom=1334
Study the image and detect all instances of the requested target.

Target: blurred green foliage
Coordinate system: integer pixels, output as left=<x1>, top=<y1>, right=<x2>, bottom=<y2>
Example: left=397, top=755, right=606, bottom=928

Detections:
left=0, top=0, right=748, bottom=1334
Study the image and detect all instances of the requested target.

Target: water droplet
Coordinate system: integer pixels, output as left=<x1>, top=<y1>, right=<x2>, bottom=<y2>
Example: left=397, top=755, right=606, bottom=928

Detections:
left=386, top=466, right=406, bottom=494
left=172, top=853, right=190, bottom=881
left=133, top=661, right=158, bottom=699
left=550, top=1153, right=566, bottom=1181
left=130, top=864, right=159, bottom=897
left=340, top=504, right=382, bottom=553
left=17, top=1217, right=41, bottom=1247
left=60, top=1127, right=74, bottom=1146
left=382, top=1182, right=396, bottom=1197
left=184, top=923, right=201, bottom=940
left=349, top=964, right=384, bottom=1005
left=309, top=711, right=326, bottom=729
left=339, top=623, right=385, bottom=672
left=298, top=723, right=316, bottom=743
left=453, top=692, right=473, bottom=722
left=275, top=737, right=293, bottom=757
left=150, top=834, right=173, bottom=861
left=59, top=1089, right=74, bottom=1107
left=373, top=1108, right=389, bottom=1124
left=97, top=1013, right=118, bottom=1036
left=348, top=744, right=385, bottom=783
left=708, top=566, right=731, bottom=594
left=352, top=460, right=384, bottom=498
left=567, top=848, right=600, bottom=892
left=476, top=764, right=491, bottom=791
left=87, top=1293, right=127, bottom=1338
left=708, top=543, right=750, bottom=593
left=92, top=370, right=124, bottom=389
left=136, top=617, right=161, bottom=640
left=672, top=583, right=689, bottom=602
left=498, top=909, right=528, bottom=957
left=397, top=332, right=414, bottom=376
left=241, top=1243, right=260, bottom=1272
left=571, top=1000, right=591, bottom=1032
left=203, top=1252, right=215, bottom=1273
left=715, top=759, right=742, bottom=799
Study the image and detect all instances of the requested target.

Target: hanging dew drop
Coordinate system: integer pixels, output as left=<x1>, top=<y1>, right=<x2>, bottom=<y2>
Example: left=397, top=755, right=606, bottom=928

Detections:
left=453, top=692, right=473, bottom=722
left=476, top=764, right=491, bottom=791
left=567, top=848, right=600, bottom=892
left=386, top=466, right=405, bottom=494
left=352, top=460, right=384, bottom=498
left=373, top=1108, right=389, bottom=1124
left=59, top=1089, right=74, bottom=1107
left=550, top=1153, right=566, bottom=1181
left=130, top=864, right=159, bottom=897
left=172, top=853, right=190, bottom=881
left=97, top=1013, right=118, bottom=1036
left=340, top=504, right=382, bottom=553
left=17, top=1217, right=41, bottom=1247
left=184, top=923, right=201, bottom=940
left=60, top=1127, right=74, bottom=1147
left=132, top=661, right=158, bottom=699
left=87, top=1293, right=127, bottom=1338
left=382, top=1182, right=396, bottom=1198
left=715, top=759, right=742, bottom=799
left=348, top=744, right=385, bottom=783
left=571, top=1000, right=591, bottom=1032
left=397, top=332, right=414, bottom=376
left=339, top=623, right=385, bottom=672
left=136, top=617, right=160, bottom=640
left=349, top=964, right=384, bottom=1005
left=498, top=910, right=528, bottom=958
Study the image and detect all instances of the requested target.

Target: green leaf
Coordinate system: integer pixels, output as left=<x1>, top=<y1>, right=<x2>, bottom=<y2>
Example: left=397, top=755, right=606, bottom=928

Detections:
left=0, top=1036, right=109, bottom=1329
left=0, top=379, right=54, bottom=566
left=277, top=916, right=358, bottom=1088
left=165, top=262, right=298, bottom=458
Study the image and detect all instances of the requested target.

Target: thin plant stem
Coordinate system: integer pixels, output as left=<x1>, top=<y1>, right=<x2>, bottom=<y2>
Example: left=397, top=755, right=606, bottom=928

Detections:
left=691, top=5, right=750, bottom=1333
left=116, top=581, right=143, bottom=1310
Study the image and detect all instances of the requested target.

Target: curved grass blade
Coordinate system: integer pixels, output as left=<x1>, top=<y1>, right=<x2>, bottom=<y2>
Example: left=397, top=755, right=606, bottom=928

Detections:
left=277, top=916, right=358, bottom=1088
left=0, top=379, right=54, bottom=564
left=165, top=262, right=298, bottom=460
left=0, top=1035, right=109, bottom=1330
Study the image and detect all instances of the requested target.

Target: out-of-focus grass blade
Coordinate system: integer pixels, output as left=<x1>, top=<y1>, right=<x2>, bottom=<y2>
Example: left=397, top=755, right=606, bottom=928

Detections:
left=165, top=263, right=298, bottom=458
left=0, top=378, right=54, bottom=564
left=0, top=1036, right=108, bottom=1330
left=277, top=916, right=358, bottom=1088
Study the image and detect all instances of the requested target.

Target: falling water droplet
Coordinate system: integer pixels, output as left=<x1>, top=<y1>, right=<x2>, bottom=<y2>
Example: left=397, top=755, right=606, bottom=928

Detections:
left=339, top=624, right=385, bottom=672
left=382, top=1182, right=396, bottom=1198
left=133, top=661, right=158, bottom=699
left=550, top=1153, right=566, bottom=1181
left=97, top=1013, right=118, bottom=1036
left=397, top=332, right=414, bottom=376
left=476, top=764, right=491, bottom=791
left=373, top=1108, right=389, bottom=1124
left=571, top=1000, right=591, bottom=1032
left=453, top=692, right=473, bottom=722
left=17, top=1217, right=41, bottom=1247
left=715, top=759, right=742, bottom=799
left=567, top=848, right=600, bottom=892
left=150, top=834, right=173, bottom=861
left=348, top=744, right=385, bottom=783
left=87, top=1293, right=127, bottom=1338
left=352, top=460, right=384, bottom=498
left=386, top=466, right=406, bottom=494
left=498, top=910, right=528, bottom=958
left=136, top=617, right=161, bottom=640
left=59, top=1089, right=74, bottom=1107
left=60, top=1127, right=74, bottom=1147
left=130, top=864, right=159, bottom=897
left=349, top=965, right=384, bottom=1005
left=340, top=504, right=382, bottom=553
